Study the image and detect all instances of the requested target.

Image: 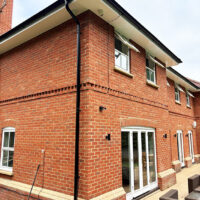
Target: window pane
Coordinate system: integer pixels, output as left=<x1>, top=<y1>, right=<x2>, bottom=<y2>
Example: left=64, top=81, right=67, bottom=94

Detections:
left=150, top=71, right=155, bottom=82
left=148, top=132, right=156, bottom=183
left=133, top=132, right=139, bottom=190
left=121, top=54, right=128, bottom=71
left=141, top=132, right=147, bottom=187
left=146, top=68, right=150, bottom=81
left=149, top=59, right=155, bottom=70
left=2, top=150, right=8, bottom=167
left=3, top=132, right=9, bottom=147
left=8, top=151, right=14, bottom=167
left=122, top=44, right=129, bottom=56
left=9, top=132, right=15, bottom=148
left=122, top=132, right=131, bottom=193
left=115, top=38, right=122, bottom=52
left=115, top=50, right=121, bottom=67
left=146, top=58, right=149, bottom=67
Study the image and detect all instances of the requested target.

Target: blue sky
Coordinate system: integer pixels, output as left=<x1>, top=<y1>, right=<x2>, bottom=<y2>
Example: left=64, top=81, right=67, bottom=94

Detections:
left=12, top=0, right=200, bottom=81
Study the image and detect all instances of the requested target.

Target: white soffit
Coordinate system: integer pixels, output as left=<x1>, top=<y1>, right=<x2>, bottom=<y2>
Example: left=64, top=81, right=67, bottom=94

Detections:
left=166, top=69, right=196, bottom=92
left=0, top=0, right=180, bottom=67
left=0, top=1, right=87, bottom=54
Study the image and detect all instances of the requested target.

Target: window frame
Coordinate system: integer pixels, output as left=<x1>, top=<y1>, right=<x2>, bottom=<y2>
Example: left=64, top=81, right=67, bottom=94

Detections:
left=146, top=54, right=156, bottom=84
left=115, top=37, right=130, bottom=73
left=186, top=92, right=190, bottom=107
left=0, top=127, right=15, bottom=172
left=175, top=86, right=180, bottom=103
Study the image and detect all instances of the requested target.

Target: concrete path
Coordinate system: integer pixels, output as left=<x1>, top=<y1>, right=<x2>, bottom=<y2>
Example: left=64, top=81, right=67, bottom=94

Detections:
left=142, top=163, right=200, bottom=200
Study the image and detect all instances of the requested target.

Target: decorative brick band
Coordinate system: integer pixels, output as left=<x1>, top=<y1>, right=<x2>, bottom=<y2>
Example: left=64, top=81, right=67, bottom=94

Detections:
left=0, top=178, right=84, bottom=200
left=0, top=82, right=168, bottom=111
left=90, top=187, right=126, bottom=200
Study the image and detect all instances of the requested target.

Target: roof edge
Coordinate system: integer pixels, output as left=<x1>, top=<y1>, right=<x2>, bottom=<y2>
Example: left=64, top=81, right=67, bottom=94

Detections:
left=0, top=0, right=65, bottom=43
left=103, top=0, right=182, bottom=64
left=167, top=67, right=199, bottom=89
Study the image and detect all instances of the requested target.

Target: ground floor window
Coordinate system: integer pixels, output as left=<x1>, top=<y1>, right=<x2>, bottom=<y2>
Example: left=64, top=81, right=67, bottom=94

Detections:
left=0, top=127, right=15, bottom=171
left=121, top=127, right=157, bottom=199
left=177, top=130, right=185, bottom=167
left=188, top=131, right=194, bottom=163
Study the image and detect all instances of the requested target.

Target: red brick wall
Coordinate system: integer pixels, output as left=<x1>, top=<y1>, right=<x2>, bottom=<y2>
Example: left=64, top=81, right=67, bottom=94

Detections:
left=167, top=78, right=197, bottom=162
left=194, top=92, right=200, bottom=154
left=0, top=0, right=13, bottom=35
left=0, top=11, right=91, bottom=199
left=0, top=9, right=199, bottom=200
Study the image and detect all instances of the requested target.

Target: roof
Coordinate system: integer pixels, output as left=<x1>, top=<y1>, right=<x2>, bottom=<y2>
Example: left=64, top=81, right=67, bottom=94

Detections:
left=187, top=78, right=200, bottom=88
left=167, top=67, right=200, bottom=92
left=105, top=0, right=182, bottom=64
left=0, top=0, right=181, bottom=67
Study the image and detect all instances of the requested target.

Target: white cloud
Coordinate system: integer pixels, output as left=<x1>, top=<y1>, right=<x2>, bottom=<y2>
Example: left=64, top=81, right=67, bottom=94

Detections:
left=12, top=0, right=56, bottom=27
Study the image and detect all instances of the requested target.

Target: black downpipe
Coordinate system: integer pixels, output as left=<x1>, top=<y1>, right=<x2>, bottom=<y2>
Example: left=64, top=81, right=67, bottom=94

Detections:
left=64, top=1, right=81, bottom=200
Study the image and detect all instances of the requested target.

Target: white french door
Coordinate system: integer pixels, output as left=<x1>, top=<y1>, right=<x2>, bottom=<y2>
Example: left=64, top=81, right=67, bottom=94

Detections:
left=177, top=130, right=185, bottom=167
left=121, top=127, right=157, bottom=199
left=188, top=131, right=194, bottom=163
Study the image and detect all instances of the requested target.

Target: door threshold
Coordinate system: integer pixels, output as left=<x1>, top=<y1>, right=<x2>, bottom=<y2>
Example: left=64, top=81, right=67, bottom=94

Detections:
left=132, top=187, right=159, bottom=200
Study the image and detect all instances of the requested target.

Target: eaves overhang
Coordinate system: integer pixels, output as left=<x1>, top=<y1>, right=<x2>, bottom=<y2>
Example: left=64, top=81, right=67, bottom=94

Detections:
left=0, top=0, right=181, bottom=67
left=167, top=67, right=199, bottom=92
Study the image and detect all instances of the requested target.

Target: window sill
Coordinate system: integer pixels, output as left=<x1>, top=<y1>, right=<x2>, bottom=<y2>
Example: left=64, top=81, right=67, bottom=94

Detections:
left=0, top=169, right=13, bottom=176
left=175, top=100, right=181, bottom=105
left=187, top=105, right=191, bottom=109
left=146, top=80, right=159, bottom=89
left=114, top=67, right=133, bottom=78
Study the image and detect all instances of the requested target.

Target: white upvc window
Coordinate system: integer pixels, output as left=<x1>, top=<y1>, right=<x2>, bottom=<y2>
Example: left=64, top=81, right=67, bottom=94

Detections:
left=115, top=37, right=130, bottom=72
left=0, top=127, right=15, bottom=172
left=186, top=92, right=190, bottom=107
left=146, top=54, right=156, bottom=84
left=175, top=86, right=180, bottom=103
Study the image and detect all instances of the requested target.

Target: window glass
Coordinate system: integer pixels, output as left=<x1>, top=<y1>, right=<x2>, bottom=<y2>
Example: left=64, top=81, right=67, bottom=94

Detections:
left=115, top=37, right=130, bottom=72
left=186, top=93, right=190, bottom=106
left=3, top=132, right=9, bottom=147
left=146, top=55, right=156, bottom=83
left=122, top=132, right=131, bottom=193
left=9, top=132, right=15, bottom=148
left=175, top=87, right=180, bottom=102
left=1, top=128, right=15, bottom=170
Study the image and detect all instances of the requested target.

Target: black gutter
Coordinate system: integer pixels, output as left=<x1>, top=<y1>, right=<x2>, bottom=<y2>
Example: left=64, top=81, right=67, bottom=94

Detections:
left=103, top=0, right=182, bottom=64
left=168, top=67, right=199, bottom=89
left=64, top=1, right=81, bottom=200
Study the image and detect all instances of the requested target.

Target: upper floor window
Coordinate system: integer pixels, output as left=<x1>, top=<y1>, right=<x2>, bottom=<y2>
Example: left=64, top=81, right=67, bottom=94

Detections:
left=115, top=37, right=130, bottom=72
left=186, top=92, right=190, bottom=107
left=114, top=31, right=140, bottom=74
left=186, top=91, right=194, bottom=107
left=146, top=54, right=156, bottom=84
left=175, top=84, right=184, bottom=103
left=0, top=127, right=15, bottom=171
left=175, top=86, right=180, bottom=102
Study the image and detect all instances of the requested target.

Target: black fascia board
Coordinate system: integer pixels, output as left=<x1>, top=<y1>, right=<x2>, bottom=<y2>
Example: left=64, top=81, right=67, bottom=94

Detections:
left=103, top=0, right=182, bottom=64
left=168, top=67, right=199, bottom=89
left=0, top=0, right=66, bottom=42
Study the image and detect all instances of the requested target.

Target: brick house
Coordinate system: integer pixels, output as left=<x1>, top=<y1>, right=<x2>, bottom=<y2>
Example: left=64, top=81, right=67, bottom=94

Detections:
left=0, top=0, right=200, bottom=200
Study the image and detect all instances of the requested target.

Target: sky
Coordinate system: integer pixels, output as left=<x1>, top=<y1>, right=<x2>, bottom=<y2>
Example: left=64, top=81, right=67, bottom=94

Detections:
left=12, top=0, right=200, bottom=81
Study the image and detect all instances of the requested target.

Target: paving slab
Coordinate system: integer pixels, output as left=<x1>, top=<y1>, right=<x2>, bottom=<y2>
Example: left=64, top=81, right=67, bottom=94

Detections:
left=142, top=163, right=200, bottom=200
